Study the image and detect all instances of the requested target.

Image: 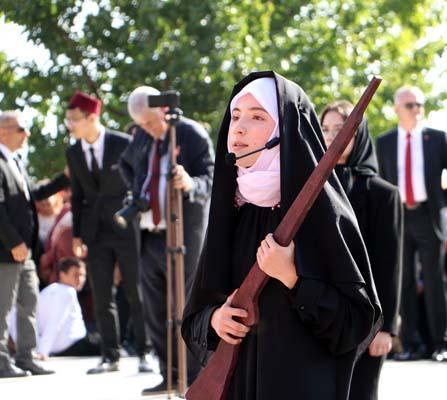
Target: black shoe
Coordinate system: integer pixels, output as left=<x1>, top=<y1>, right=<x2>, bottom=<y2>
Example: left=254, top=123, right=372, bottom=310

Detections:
left=15, top=360, right=54, bottom=376
left=432, top=346, right=447, bottom=362
left=394, top=344, right=427, bottom=361
left=138, top=354, right=155, bottom=373
left=0, top=364, right=31, bottom=378
left=141, top=381, right=175, bottom=396
left=86, top=359, right=119, bottom=375
left=393, top=350, right=418, bottom=361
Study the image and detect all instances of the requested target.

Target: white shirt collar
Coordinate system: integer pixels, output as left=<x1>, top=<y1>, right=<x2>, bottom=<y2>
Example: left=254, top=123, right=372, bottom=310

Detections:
left=81, top=125, right=106, bottom=152
left=397, top=123, right=424, bottom=138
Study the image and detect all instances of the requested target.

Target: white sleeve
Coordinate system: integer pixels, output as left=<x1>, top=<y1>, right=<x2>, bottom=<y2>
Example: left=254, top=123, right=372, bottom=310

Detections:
left=37, top=289, right=72, bottom=356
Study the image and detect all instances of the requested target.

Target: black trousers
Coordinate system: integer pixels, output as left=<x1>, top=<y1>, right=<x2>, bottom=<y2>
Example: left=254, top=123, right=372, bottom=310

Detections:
left=140, top=230, right=200, bottom=383
left=54, top=333, right=101, bottom=357
left=87, top=234, right=149, bottom=361
left=401, top=204, right=447, bottom=347
left=349, top=352, right=385, bottom=400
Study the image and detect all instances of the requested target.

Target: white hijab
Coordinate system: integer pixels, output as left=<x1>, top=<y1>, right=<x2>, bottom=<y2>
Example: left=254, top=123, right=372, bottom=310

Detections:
left=228, top=77, right=281, bottom=207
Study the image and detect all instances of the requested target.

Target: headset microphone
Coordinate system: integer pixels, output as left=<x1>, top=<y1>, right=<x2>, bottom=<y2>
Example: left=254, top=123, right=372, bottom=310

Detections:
left=225, top=137, right=280, bottom=166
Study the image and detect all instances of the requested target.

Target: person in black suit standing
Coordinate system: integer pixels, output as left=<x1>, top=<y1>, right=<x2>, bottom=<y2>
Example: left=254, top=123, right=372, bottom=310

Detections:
left=0, top=111, right=68, bottom=378
left=376, top=86, right=447, bottom=361
left=120, top=86, right=214, bottom=395
left=64, top=92, right=151, bottom=374
left=321, top=101, right=403, bottom=400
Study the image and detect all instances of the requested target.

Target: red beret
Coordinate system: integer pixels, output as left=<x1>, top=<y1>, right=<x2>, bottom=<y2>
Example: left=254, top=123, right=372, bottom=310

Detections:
left=68, top=91, right=102, bottom=115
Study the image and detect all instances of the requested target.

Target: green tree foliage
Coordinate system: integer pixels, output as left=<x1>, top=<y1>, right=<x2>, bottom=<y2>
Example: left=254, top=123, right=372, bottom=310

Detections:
left=0, top=0, right=445, bottom=178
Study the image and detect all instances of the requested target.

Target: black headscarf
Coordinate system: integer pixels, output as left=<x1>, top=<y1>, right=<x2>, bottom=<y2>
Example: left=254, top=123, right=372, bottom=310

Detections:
left=184, top=71, right=381, bottom=342
left=334, top=119, right=379, bottom=194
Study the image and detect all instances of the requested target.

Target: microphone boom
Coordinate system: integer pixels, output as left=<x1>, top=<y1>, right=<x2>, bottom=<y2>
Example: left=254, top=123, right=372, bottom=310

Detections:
left=225, top=137, right=280, bottom=166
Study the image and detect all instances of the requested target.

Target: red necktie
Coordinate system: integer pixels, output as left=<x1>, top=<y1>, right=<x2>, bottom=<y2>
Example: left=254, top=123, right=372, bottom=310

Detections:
left=148, top=140, right=162, bottom=226
left=405, top=132, right=415, bottom=207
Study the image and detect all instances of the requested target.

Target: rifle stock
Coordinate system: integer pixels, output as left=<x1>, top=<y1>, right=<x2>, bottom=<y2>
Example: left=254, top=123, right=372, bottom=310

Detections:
left=186, top=76, right=382, bottom=400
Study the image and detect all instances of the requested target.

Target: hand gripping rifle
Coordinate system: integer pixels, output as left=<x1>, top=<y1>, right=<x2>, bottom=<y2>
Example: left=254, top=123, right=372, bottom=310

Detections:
left=186, top=76, right=382, bottom=400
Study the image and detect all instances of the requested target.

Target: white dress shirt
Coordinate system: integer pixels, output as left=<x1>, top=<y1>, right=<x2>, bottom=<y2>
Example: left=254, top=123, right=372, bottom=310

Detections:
left=0, top=143, right=30, bottom=200
left=397, top=124, right=428, bottom=203
left=36, top=283, right=87, bottom=356
left=80, top=125, right=106, bottom=170
left=140, top=138, right=169, bottom=230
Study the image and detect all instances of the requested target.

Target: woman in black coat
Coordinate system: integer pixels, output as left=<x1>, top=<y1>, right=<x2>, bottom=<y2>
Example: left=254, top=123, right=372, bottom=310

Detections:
left=182, top=72, right=382, bottom=399
left=321, top=100, right=403, bottom=400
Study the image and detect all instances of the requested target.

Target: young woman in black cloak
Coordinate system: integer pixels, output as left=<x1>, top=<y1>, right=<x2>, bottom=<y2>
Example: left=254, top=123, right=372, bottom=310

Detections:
left=181, top=71, right=382, bottom=400
left=321, top=101, right=403, bottom=400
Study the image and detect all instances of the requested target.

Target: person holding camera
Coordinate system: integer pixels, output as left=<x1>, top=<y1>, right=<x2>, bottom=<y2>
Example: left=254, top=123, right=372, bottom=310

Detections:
left=120, top=86, right=214, bottom=395
left=64, top=91, right=151, bottom=375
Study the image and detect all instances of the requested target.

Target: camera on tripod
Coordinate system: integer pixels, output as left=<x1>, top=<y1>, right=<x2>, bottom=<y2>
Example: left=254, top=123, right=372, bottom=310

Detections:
left=148, top=90, right=180, bottom=109
left=113, top=191, right=149, bottom=229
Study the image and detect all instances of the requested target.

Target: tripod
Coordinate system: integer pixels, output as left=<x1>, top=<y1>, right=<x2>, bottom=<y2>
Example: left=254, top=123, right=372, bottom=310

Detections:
left=165, top=104, right=188, bottom=398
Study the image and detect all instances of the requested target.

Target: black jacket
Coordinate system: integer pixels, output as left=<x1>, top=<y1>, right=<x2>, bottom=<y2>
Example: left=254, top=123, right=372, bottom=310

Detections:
left=376, top=127, right=447, bottom=240
left=65, top=129, right=134, bottom=244
left=335, top=119, right=402, bottom=336
left=0, top=150, right=69, bottom=263
left=119, top=117, right=214, bottom=285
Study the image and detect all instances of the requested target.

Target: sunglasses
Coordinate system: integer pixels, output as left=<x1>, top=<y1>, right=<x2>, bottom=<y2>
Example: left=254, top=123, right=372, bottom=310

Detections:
left=403, top=102, right=423, bottom=110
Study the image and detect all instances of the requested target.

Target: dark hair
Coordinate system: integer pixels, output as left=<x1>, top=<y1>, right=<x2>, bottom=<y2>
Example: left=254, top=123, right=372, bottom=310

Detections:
left=320, top=100, right=354, bottom=125
left=57, top=257, right=85, bottom=275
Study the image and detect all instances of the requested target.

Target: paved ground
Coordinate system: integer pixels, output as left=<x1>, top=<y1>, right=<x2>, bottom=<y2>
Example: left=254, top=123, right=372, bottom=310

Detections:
left=0, top=357, right=445, bottom=399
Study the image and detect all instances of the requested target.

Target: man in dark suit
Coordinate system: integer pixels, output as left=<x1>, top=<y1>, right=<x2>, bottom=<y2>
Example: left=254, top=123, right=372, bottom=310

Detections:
left=120, top=86, right=214, bottom=395
left=64, top=92, right=151, bottom=374
left=0, top=110, right=68, bottom=378
left=376, top=86, right=447, bottom=361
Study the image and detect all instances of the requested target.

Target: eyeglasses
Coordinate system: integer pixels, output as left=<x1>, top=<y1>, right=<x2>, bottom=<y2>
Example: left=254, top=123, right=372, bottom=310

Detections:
left=1, top=125, right=27, bottom=133
left=403, top=102, right=423, bottom=110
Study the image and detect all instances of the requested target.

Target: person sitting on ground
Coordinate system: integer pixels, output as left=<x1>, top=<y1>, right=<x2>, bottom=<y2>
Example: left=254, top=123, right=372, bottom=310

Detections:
left=39, top=188, right=74, bottom=285
left=35, top=257, right=101, bottom=358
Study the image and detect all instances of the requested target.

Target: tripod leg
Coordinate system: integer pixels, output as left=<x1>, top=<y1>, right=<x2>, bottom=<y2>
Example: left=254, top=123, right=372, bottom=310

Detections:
left=166, top=186, right=174, bottom=397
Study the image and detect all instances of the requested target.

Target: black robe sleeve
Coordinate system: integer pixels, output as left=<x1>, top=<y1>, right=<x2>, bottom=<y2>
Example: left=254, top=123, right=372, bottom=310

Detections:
left=368, top=181, right=402, bottom=335
left=182, top=305, right=221, bottom=366
left=288, top=278, right=375, bottom=356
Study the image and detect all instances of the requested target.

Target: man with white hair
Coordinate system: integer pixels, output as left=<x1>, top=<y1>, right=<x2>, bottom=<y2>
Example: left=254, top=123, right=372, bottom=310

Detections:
left=0, top=110, right=69, bottom=378
left=377, top=86, right=447, bottom=362
left=120, top=86, right=214, bottom=395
